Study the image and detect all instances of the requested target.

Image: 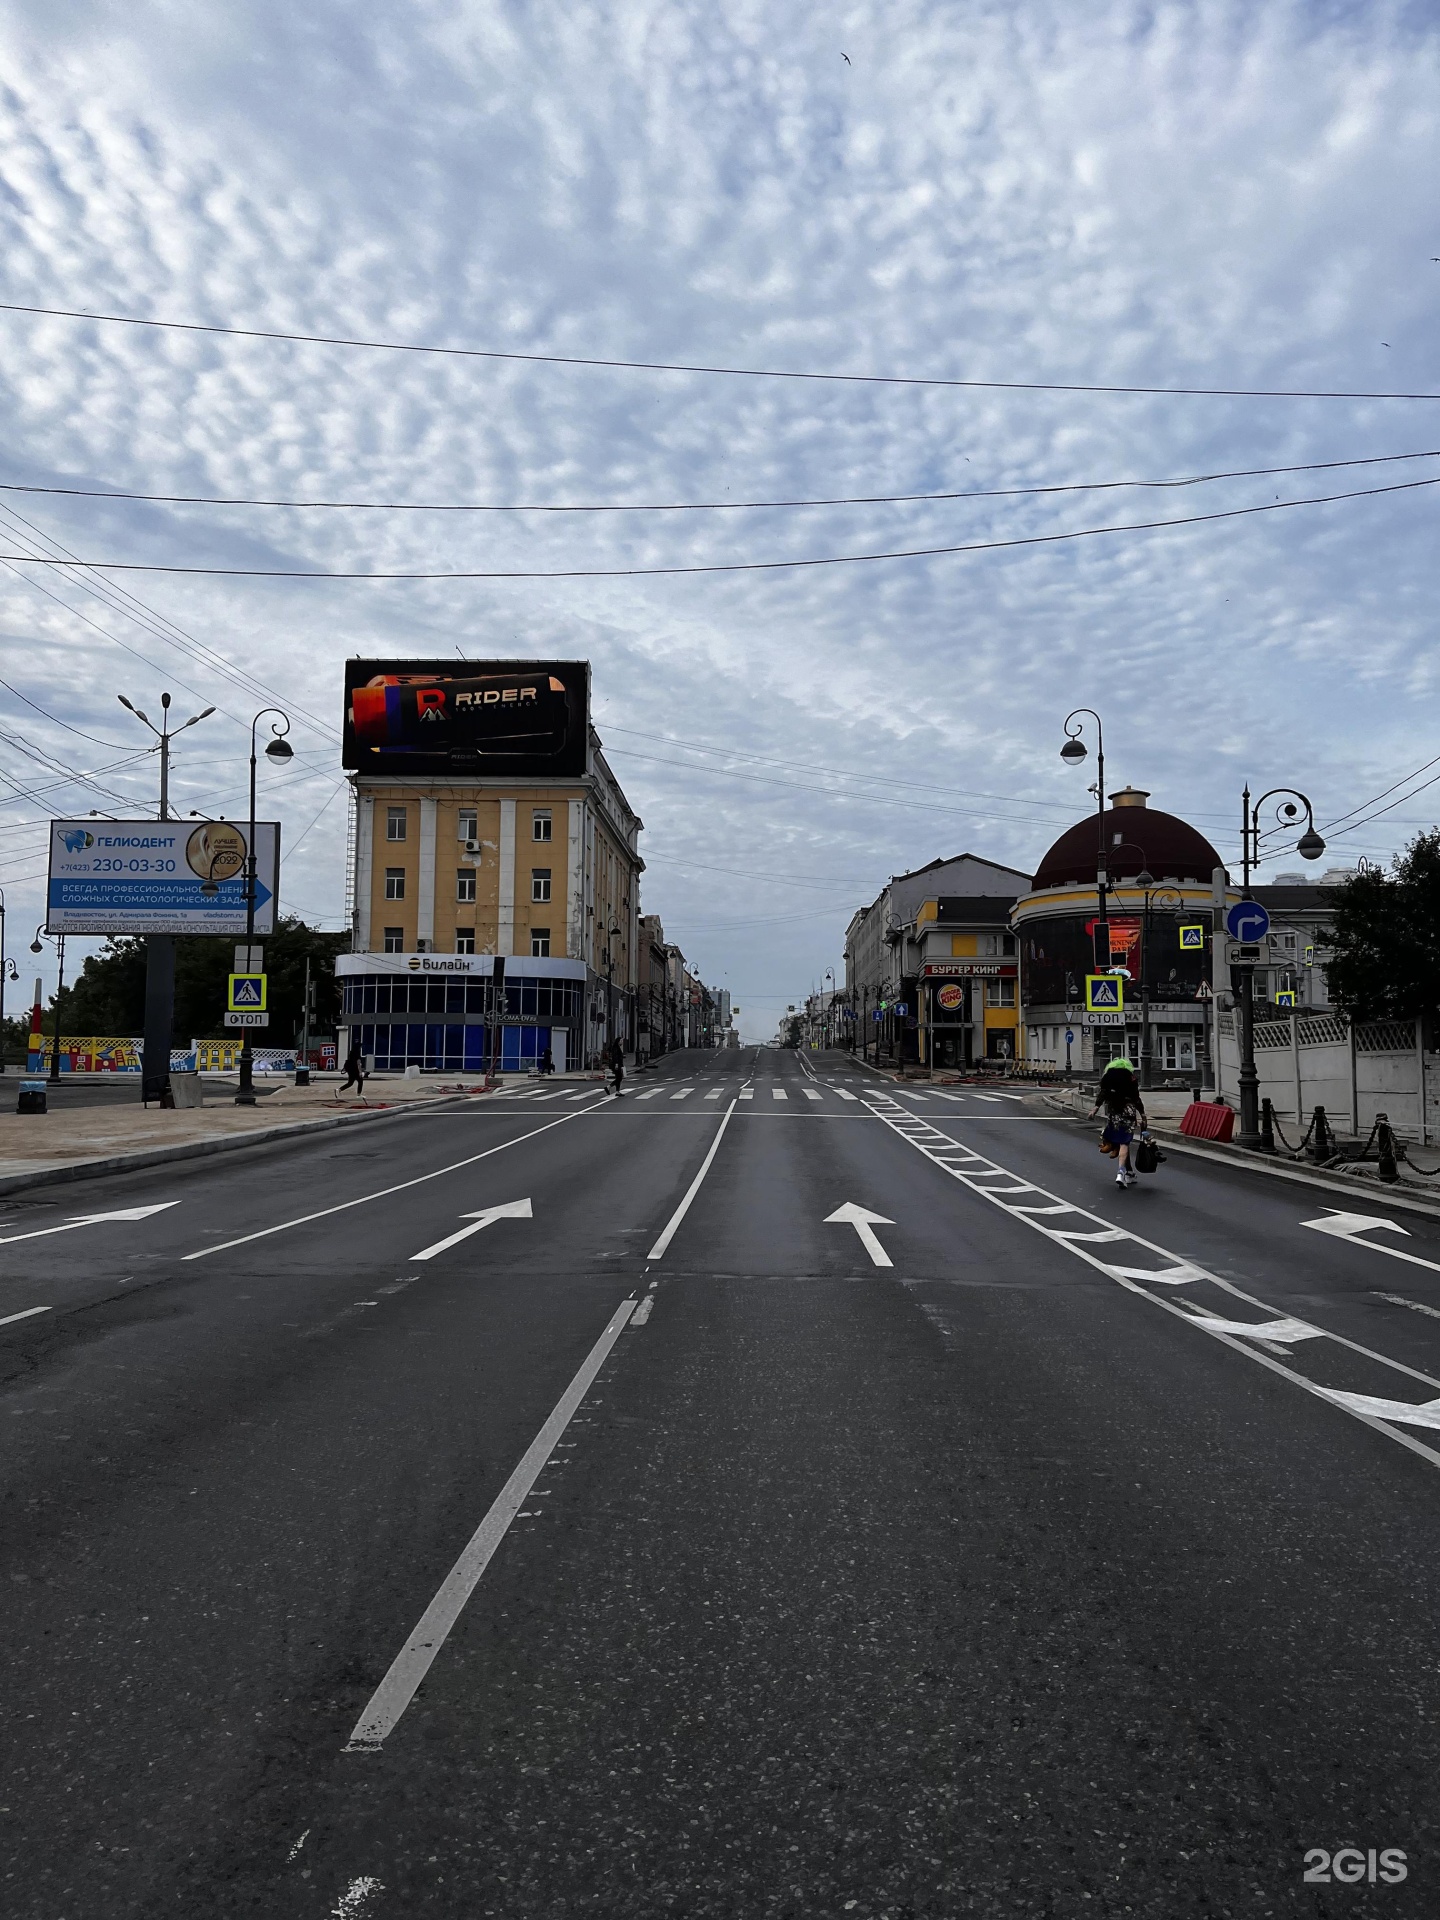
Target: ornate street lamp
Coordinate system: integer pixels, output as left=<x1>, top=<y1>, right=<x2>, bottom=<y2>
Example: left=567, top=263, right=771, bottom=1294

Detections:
left=1233, top=785, right=1325, bottom=1147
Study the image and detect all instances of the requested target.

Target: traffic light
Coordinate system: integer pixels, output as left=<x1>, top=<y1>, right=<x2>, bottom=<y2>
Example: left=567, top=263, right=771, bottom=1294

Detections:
left=1092, top=920, right=1112, bottom=969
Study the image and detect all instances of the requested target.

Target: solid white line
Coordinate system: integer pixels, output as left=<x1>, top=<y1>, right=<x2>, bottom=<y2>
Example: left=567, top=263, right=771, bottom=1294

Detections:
left=647, top=1099, right=739, bottom=1259
left=0, top=1305, right=52, bottom=1327
left=346, top=1296, right=637, bottom=1751
left=183, top=1104, right=601, bottom=1260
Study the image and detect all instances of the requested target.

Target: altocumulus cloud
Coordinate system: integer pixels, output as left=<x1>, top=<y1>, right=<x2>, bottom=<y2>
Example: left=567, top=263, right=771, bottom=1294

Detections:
left=1, top=0, right=1438, bottom=1029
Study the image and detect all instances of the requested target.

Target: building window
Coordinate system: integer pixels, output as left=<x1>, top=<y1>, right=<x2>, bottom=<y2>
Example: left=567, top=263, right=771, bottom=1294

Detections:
left=383, top=926, right=405, bottom=953
left=532, top=809, right=552, bottom=842
left=985, top=978, right=1017, bottom=1008
left=385, top=867, right=406, bottom=900
left=531, top=867, right=552, bottom=903
left=457, top=868, right=477, bottom=904
left=386, top=807, right=407, bottom=842
left=458, top=808, right=477, bottom=842
left=531, top=928, right=551, bottom=957
left=455, top=928, right=475, bottom=954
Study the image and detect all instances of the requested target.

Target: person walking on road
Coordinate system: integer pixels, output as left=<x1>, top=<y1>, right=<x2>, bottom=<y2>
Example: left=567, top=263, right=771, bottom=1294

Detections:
left=605, top=1037, right=625, bottom=1097
left=1090, top=1056, right=1146, bottom=1187
left=339, top=1041, right=366, bottom=1095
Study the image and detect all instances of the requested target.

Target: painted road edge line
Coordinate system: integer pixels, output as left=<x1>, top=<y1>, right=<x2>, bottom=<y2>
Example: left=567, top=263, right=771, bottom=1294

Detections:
left=647, top=1099, right=738, bottom=1259
left=345, top=1295, right=638, bottom=1752
left=183, top=1104, right=601, bottom=1260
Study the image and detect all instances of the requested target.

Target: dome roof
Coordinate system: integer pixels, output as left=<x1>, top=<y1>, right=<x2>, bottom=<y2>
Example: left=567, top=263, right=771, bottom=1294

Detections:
left=1034, top=789, right=1222, bottom=889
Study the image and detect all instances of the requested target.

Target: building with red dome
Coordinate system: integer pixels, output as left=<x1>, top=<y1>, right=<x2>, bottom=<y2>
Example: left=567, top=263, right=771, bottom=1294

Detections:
left=1013, top=786, right=1225, bottom=1078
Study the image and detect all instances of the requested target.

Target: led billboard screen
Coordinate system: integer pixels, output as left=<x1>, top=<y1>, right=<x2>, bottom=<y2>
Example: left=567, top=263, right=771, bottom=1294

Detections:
left=342, top=659, right=589, bottom=778
left=47, top=820, right=280, bottom=934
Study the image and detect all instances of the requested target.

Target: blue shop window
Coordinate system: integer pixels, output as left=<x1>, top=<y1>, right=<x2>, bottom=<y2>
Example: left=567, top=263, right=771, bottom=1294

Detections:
left=500, top=1025, right=548, bottom=1069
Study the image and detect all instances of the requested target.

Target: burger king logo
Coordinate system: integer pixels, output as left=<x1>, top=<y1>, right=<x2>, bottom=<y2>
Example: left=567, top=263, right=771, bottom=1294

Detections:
left=936, top=983, right=964, bottom=1012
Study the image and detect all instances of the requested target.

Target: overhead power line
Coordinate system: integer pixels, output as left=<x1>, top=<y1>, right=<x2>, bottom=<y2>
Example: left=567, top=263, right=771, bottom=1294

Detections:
left=4, top=301, right=1439, bottom=403
left=4, top=472, right=1436, bottom=579
left=5, top=448, right=1440, bottom=513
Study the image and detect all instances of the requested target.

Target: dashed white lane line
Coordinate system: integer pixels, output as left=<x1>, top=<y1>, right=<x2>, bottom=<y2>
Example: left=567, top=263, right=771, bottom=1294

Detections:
left=0, top=1305, right=51, bottom=1328
left=648, top=1100, right=739, bottom=1260
left=331, top=1875, right=385, bottom=1917
left=863, top=1092, right=1440, bottom=1472
left=629, top=1295, right=655, bottom=1326
left=184, top=1102, right=604, bottom=1261
left=345, top=1296, right=637, bottom=1752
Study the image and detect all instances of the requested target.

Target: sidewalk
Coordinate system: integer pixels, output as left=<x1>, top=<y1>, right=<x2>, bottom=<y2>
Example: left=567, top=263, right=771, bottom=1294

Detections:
left=0, top=1075, right=495, bottom=1198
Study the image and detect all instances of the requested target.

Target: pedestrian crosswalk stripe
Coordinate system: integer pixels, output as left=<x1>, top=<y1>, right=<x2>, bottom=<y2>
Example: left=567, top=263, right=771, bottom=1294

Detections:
left=636, top=1089, right=660, bottom=1100
left=740, top=1088, right=754, bottom=1099
left=772, top=1088, right=788, bottom=1100
left=568, top=1090, right=594, bottom=1100
left=803, top=1088, right=822, bottom=1100
left=835, top=1089, right=857, bottom=1101
left=705, top=1089, right=722, bottom=1099
left=671, top=1089, right=692, bottom=1099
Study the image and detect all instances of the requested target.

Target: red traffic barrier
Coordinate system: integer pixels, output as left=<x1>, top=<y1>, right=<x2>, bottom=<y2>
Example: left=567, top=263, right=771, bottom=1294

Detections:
left=1179, top=1100, right=1235, bottom=1143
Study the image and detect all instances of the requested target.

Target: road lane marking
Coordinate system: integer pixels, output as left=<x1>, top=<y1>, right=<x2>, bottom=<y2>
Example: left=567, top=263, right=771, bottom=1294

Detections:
left=862, top=1092, right=1440, bottom=1474
left=671, top=1089, right=693, bottom=1100
left=568, top=1089, right=597, bottom=1100
left=803, top=1088, right=822, bottom=1101
left=629, top=1295, right=655, bottom=1326
left=740, top=1089, right=754, bottom=1100
left=410, top=1197, right=533, bottom=1262
left=0, top=1202, right=178, bottom=1248
left=835, top=1089, right=858, bottom=1101
left=705, top=1089, right=722, bottom=1100
left=1375, top=1291, right=1440, bottom=1321
left=825, top=1202, right=894, bottom=1267
left=1302, top=1210, right=1440, bottom=1277
left=647, top=1100, right=739, bottom=1259
left=183, top=1105, right=602, bottom=1260
left=772, top=1088, right=788, bottom=1100
left=0, top=1305, right=52, bottom=1327
left=345, top=1296, right=637, bottom=1751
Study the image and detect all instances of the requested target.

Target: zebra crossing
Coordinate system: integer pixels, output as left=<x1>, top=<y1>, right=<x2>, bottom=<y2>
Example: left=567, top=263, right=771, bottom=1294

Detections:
left=493, top=1077, right=1034, bottom=1115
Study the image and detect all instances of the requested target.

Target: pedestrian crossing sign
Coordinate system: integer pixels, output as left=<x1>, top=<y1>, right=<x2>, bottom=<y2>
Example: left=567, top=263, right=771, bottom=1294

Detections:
left=1179, top=924, right=1205, bottom=950
left=1275, top=990, right=1297, bottom=1007
left=1085, top=974, right=1124, bottom=1011
left=228, top=972, right=267, bottom=1012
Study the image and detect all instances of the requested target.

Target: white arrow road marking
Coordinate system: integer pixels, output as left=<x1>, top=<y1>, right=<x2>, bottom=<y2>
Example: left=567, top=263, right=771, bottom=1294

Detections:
left=345, top=1295, right=636, bottom=1751
left=410, top=1198, right=532, bottom=1262
left=825, top=1202, right=895, bottom=1268
left=1301, top=1209, right=1440, bottom=1276
left=0, top=1202, right=178, bottom=1248
left=1303, top=1210, right=1410, bottom=1239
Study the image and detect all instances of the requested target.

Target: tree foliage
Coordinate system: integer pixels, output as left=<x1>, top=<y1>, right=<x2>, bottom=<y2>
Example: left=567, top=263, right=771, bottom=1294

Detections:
left=1324, top=830, right=1440, bottom=1021
left=49, top=917, right=348, bottom=1045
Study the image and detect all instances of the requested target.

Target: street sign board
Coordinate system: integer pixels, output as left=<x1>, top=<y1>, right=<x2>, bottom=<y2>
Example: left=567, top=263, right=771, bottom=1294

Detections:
left=1179, top=924, right=1206, bottom=950
left=1194, top=980, right=1213, bottom=1001
left=1224, top=940, right=1264, bottom=966
left=1225, top=899, right=1270, bottom=942
left=1275, top=990, right=1297, bottom=1007
left=224, top=1010, right=269, bottom=1029
left=1085, top=974, right=1124, bottom=1012
left=47, top=820, right=280, bottom=934
left=1065, top=1028, right=1075, bottom=1044
left=1082, top=1011, right=1125, bottom=1028
left=228, top=973, right=267, bottom=1013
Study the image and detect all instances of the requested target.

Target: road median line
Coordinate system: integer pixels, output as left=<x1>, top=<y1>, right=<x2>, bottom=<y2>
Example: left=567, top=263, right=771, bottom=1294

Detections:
left=647, top=1098, right=738, bottom=1259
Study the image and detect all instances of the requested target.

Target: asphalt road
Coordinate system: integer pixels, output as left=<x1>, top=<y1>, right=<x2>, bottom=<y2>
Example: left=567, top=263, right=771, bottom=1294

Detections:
left=5, top=1047, right=1440, bottom=1916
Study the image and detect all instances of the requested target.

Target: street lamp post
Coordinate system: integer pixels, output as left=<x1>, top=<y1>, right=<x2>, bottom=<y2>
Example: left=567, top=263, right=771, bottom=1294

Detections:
left=1234, top=784, right=1325, bottom=1148
left=0, top=887, right=8, bottom=1073
left=235, top=709, right=293, bottom=1107
left=604, top=924, right=622, bottom=1062
left=29, top=927, right=66, bottom=1083
left=119, top=692, right=216, bottom=1106
left=1060, top=708, right=1109, bottom=938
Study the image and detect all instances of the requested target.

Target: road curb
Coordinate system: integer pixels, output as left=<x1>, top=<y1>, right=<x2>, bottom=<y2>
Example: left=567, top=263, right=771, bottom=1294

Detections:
left=0, top=1097, right=476, bottom=1200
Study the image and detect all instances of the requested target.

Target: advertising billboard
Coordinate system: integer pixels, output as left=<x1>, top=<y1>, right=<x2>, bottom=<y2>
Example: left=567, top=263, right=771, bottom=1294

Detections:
left=46, top=820, right=281, bottom=934
left=342, top=658, right=589, bottom=778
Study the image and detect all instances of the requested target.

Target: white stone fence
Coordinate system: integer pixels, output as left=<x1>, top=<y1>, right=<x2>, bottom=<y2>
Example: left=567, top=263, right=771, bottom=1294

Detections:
left=1216, top=1011, right=1440, bottom=1142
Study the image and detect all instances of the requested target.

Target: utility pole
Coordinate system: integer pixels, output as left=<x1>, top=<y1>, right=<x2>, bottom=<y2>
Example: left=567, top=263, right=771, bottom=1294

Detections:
left=118, top=692, right=215, bottom=1105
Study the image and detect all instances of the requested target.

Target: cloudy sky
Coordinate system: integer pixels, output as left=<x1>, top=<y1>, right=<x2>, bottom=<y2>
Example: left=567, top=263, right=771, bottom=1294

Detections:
left=2, top=1, right=1438, bottom=1039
